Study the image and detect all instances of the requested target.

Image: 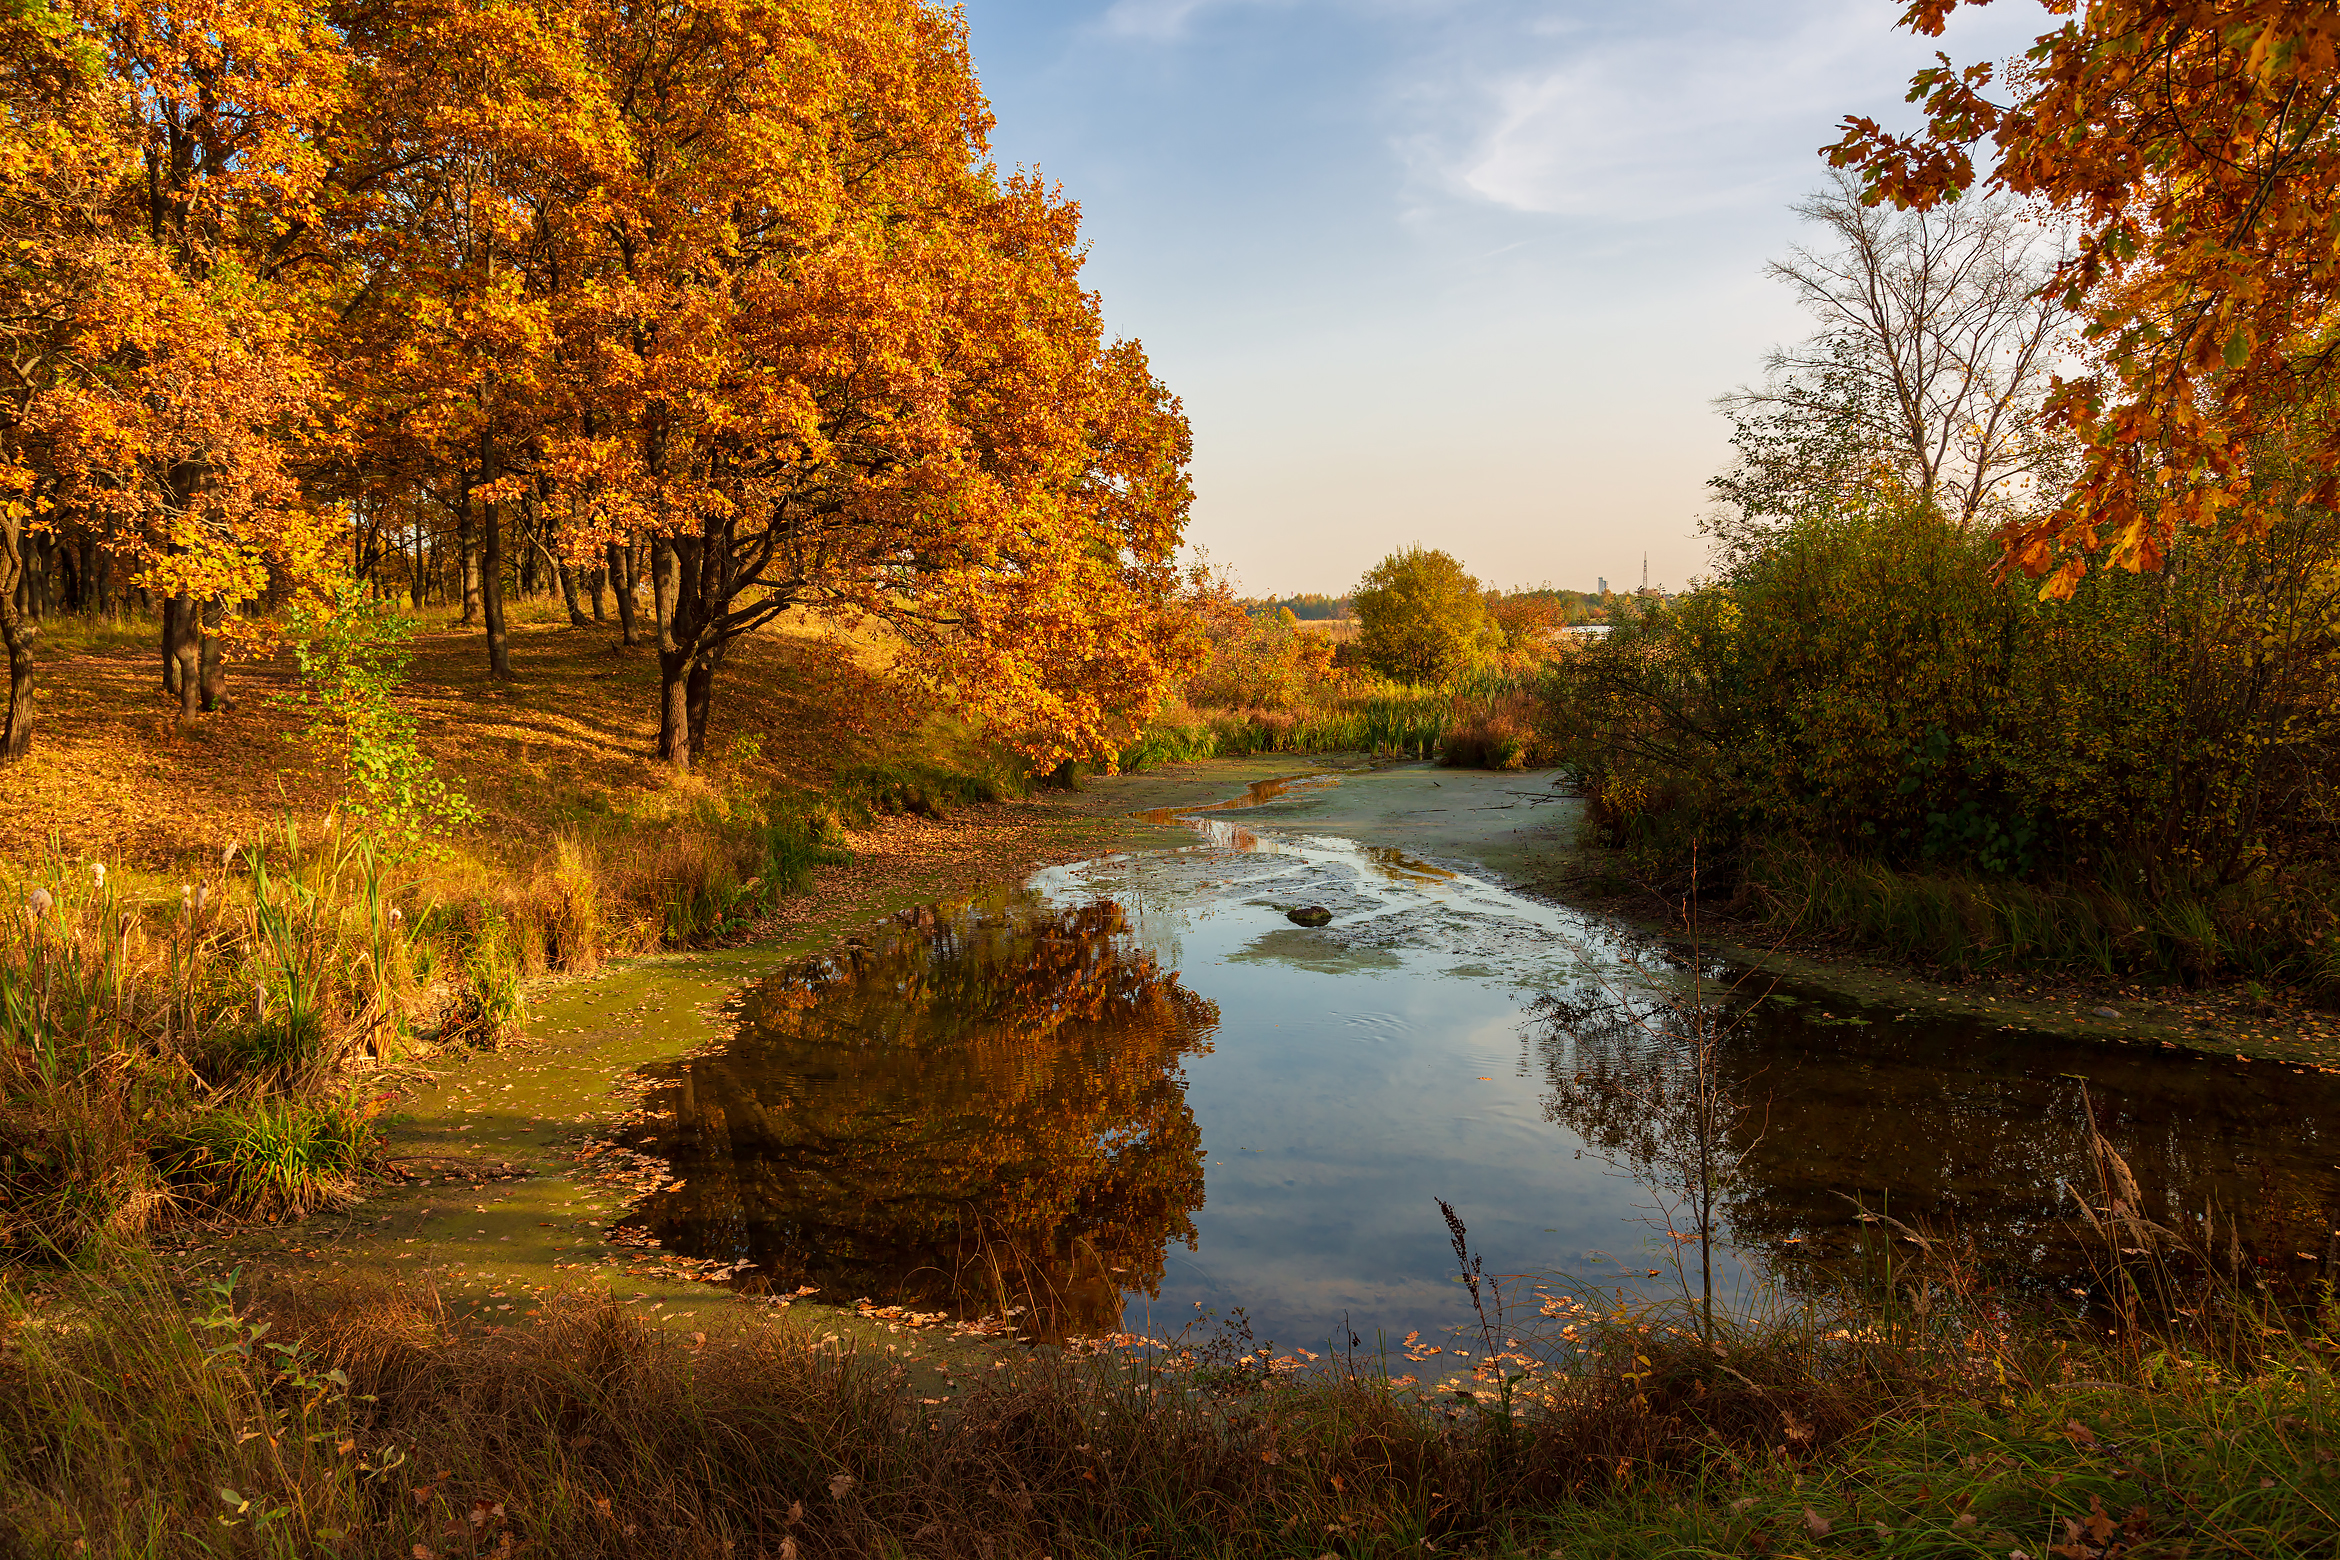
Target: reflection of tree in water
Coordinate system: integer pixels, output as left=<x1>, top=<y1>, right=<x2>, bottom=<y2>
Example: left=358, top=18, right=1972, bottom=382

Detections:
left=1534, top=987, right=2340, bottom=1292
left=619, top=889, right=1216, bottom=1336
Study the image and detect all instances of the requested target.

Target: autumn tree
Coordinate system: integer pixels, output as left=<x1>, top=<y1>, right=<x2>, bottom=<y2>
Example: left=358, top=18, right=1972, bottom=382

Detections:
left=321, top=0, right=617, bottom=683
left=1352, top=546, right=1498, bottom=685
left=487, top=0, right=1195, bottom=774
left=1830, top=1, right=2340, bottom=595
left=0, top=0, right=343, bottom=754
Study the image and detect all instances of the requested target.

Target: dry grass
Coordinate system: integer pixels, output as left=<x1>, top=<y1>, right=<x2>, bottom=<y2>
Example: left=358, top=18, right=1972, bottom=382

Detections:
left=3, top=1252, right=2336, bottom=1559
left=0, top=600, right=916, bottom=869
left=0, top=601, right=1107, bottom=1255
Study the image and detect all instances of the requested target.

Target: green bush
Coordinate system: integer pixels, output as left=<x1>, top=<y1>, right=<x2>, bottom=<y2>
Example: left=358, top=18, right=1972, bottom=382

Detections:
left=170, top=1093, right=371, bottom=1221
left=279, top=581, right=477, bottom=856
left=1544, top=499, right=2340, bottom=988
left=1353, top=546, right=1503, bottom=685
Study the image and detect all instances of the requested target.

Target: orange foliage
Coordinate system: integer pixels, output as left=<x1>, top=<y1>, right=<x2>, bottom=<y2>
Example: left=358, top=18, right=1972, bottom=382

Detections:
left=1832, top=2, right=2340, bottom=596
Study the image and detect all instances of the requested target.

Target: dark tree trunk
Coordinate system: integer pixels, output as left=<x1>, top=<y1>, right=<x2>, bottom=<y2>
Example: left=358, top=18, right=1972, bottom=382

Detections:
left=0, top=518, right=35, bottom=761
left=166, top=594, right=201, bottom=724
left=458, top=513, right=480, bottom=625
left=684, top=636, right=729, bottom=756
left=556, top=558, right=590, bottom=626
left=161, top=595, right=184, bottom=694
left=410, top=518, right=427, bottom=609
left=480, top=432, right=512, bottom=679
left=652, top=536, right=684, bottom=766
left=608, top=542, right=637, bottom=645
left=586, top=567, right=605, bottom=623
left=197, top=596, right=227, bottom=711
left=517, top=506, right=539, bottom=598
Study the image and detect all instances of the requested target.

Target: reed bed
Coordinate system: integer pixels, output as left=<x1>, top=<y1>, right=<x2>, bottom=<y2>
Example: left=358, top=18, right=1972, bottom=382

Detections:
left=1746, top=841, right=2340, bottom=991
left=1123, top=672, right=1556, bottom=772
left=0, top=777, right=885, bottom=1257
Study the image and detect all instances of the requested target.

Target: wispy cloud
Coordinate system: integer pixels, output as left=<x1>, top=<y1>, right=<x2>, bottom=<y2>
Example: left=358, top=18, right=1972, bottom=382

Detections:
left=1397, top=1, right=2048, bottom=222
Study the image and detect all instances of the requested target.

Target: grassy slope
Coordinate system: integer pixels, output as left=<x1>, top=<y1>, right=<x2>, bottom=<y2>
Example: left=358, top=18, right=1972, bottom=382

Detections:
left=1, top=600, right=913, bottom=868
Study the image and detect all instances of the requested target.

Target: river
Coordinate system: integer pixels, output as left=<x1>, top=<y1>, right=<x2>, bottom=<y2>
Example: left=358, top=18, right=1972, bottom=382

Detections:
left=582, top=762, right=2340, bottom=1351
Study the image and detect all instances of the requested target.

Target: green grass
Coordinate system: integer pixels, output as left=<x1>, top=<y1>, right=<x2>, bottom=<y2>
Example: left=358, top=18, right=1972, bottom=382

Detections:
left=1122, top=666, right=1558, bottom=772
left=168, top=1094, right=372, bottom=1222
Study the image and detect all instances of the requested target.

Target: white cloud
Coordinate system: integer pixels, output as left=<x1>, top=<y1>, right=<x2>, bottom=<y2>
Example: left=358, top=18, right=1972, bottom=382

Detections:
left=1401, top=1, right=2050, bottom=221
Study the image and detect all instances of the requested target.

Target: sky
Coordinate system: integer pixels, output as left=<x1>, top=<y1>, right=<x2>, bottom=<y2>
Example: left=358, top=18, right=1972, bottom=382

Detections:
left=959, top=0, right=2054, bottom=596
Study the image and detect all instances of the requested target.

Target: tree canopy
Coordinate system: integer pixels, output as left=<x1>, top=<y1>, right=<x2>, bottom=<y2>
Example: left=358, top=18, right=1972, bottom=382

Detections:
left=0, top=0, right=1195, bottom=771
left=1830, top=0, right=2340, bottom=596
left=1351, top=546, right=1497, bottom=686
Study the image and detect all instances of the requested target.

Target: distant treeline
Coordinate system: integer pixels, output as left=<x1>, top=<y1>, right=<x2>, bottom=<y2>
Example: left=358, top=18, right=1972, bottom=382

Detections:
left=1242, top=594, right=1348, bottom=621
left=1244, top=587, right=1613, bottom=625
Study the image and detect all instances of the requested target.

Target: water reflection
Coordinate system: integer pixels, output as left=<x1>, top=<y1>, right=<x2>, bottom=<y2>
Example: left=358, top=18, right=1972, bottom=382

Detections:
left=615, top=889, right=1216, bottom=1336
left=1535, top=983, right=2340, bottom=1297
left=612, top=812, right=2340, bottom=1345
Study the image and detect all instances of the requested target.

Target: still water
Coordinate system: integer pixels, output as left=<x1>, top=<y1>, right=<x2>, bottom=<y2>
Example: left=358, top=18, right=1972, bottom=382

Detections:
left=614, top=784, right=2340, bottom=1347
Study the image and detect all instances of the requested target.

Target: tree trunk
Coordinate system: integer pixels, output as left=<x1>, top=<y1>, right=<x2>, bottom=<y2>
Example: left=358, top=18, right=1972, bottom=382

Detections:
left=197, top=596, right=228, bottom=711
left=608, top=542, right=636, bottom=645
left=684, top=638, right=729, bottom=757
left=516, top=504, right=539, bottom=598
left=556, top=559, right=590, bottom=626
left=652, top=536, right=685, bottom=766
left=651, top=537, right=675, bottom=652
left=458, top=513, right=480, bottom=625
left=535, top=513, right=589, bottom=626
left=410, top=518, right=427, bottom=609
left=480, top=431, right=512, bottom=679
left=166, top=593, right=201, bottom=725
left=586, top=567, right=605, bottom=623
left=656, top=646, right=692, bottom=771
left=161, top=595, right=184, bottom=694
left=0, top=518, right=36, bottom=761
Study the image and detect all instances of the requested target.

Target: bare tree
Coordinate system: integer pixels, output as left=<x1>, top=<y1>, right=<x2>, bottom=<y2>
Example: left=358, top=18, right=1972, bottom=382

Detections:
left=1709, top=173, right=2071, bottom=560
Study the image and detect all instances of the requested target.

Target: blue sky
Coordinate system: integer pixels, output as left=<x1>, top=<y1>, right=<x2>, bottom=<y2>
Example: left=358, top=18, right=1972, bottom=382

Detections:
left=961, top=0, right=2052, bottom=596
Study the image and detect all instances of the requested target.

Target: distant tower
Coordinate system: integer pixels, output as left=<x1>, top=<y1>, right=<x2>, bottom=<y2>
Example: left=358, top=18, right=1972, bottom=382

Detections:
left=1597, top=576, right=1607, bottom=594
left=1642, top=552, right=1648, bottom=592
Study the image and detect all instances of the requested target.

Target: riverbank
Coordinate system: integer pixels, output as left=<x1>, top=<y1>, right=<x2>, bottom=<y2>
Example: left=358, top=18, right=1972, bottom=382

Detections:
left=161, top=756, right=2333, bottom=1356
left=10, top=755, right=2340, bottom=1555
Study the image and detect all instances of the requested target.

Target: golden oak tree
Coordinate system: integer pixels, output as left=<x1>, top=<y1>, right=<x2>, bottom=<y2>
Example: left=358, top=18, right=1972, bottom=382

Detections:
left=323, top=0, right=618, bottom=680
left=0, top=0, right=344, bottom=752
left=1832, top=2, right=2340, bottom=596
left=521, top=0, right=1194, bottom=773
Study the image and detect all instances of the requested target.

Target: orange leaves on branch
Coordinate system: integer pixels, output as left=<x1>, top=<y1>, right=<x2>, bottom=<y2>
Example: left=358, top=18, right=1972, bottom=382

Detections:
left=1830, top=1, right=2340, bottom=595
left=1, top=0, right=347, bottom=647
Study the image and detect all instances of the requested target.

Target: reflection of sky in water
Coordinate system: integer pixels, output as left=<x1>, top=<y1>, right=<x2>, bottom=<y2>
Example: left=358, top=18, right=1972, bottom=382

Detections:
left=1041, top=828, right=1701, bottom=1348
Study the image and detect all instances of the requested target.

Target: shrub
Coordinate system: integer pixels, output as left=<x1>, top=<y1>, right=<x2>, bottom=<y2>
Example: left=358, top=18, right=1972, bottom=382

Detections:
left=1353, top=546, right=1503, bottom=685
left=1543, top=498, right=2340, bottom=989
left=169, top=1093, right=371, bottom=1221
left=279, top=581, right=478, bottom=856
